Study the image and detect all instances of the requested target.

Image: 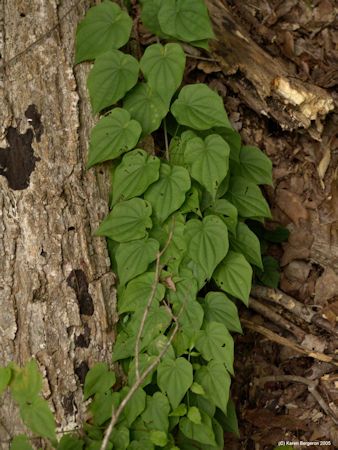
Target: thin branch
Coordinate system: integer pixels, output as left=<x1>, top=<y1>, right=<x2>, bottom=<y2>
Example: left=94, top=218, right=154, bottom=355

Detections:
left=134, top=219, right=175, bottom=380
left=100, top=322, right=179, bottom=450
left=163, top=119, right=170, bottom=161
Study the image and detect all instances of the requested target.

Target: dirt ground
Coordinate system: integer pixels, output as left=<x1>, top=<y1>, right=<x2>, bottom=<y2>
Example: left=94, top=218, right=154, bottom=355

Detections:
left=205, top=1, right=338, bottom=449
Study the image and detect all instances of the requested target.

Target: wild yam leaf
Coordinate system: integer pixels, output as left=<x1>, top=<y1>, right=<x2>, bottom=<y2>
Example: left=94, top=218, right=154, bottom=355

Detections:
left=184, top=215, right=229, bottom=279
left=144, top=164, right=191, bottom=223
left=230, top=222, right=263, bottom=268
left=116, top=238, right=159, bottom=285
left=111, top=149, right=160, bottom=205
left=95, top=198, right=152, bottom=243
left=140, top=43, right=185, bottom=102
left=202, top=292, right=242, bottom=334
left=171, top=84, right=231, bottom=130
left=87, top=50, right=139, bottom=114
left=184, top=134, right=230, bottom=198
left=75, top=2, right=132, bottom=63
left=124, top=83, right=168, bottom=135
left=213, top=250, right=252, bottom=305
left=87, top=108, right=141, bottom=168
left=158, top=0, right=214, bottom=42
left=83, top=363, right=116, bottom=400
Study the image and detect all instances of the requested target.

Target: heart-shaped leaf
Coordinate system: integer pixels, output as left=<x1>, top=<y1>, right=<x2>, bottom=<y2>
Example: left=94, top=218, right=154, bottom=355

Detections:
left=225, top=176, right=271, bottom=218
left=185, top=215, right=229, bottom=279
left=87, top=50, right=139, bottom=113
left=118, top=272, right=165, bottom=314
left=158, top=0, right=214, bottom=42
left=205, top=199, right=238, bottom=235
left=195, top=361, right=231, bottom=414
left=116, top=238, right=159, bottom=285
left=157, top=357, right=193, bottom=409
left=230, top=222, right=263, bottom=268
left=140, top=43, right=185, bottom=102
left=184, top=134, right=230, bottom=198
left=237, top=145, right=273, bottom=185
left=87, top=108, right=142, bottom=168
left=124, top=83, right=168, bottom=135
left=75, top=2, right=132, bottom=63
left=144, top=164, right=191, bottom=222
left=202, top=292, right=242, bottom=334
left=95, top=198, right=152, bottom=243
left=213, top=250, right=252, bottom=305
left=111, top=149, right=160, bottom=205
left=171, top=84, right=231, bottom=130
left=83, top=363, right=116, bottom=400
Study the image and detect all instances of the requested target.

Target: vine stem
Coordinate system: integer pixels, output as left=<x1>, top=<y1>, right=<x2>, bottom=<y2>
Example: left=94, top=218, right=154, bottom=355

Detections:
left=100, top=220, right=176, bottom=450
left=164, top=119, right=170, bottom=161
left=100, top=322, right=179, bottom=450
left=135, top=219, right=175, bottom=380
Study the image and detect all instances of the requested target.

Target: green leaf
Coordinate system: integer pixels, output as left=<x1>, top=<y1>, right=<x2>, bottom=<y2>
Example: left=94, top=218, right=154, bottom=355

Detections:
left=185, top=215, right=229, bottom=279
left=150, top=431, right=168, bottom=447
left=184, top=134, right=230, bottom=198
left=20, top=397, right=57, bottom=445
left=0, top=366, right=11, bottom=395
left=96, top=198, right=152, bottom=243
left=158, top=0, right=214, bottom=42
left=157, top=358, right=193, bottom=408
left=116, top=238, right=159, bottom=285
left=195, top=322, right=234, bottom=373
left=118, top=272, right=165, bottom=314
left=179, top=412, right=216, bottom=446
left=140, top=0, right=166, bottom=36
left=171, top=84, right=231, bottom=130
left=218, top=128, right=241, bottom=162
left=75, top=2, right=132, bottom=63
left=10, top=435, right=33, bottom=450
left=169, top=130, right=197, bottom=166
left=90, top=391, right=117, bottom=426
left=110, top=426, right=129, bottom=450
left=230, top=222, right=263, bottom=268
left=190, top=382, right=205, bottom=395
left=140, top=43, right=185, bottom=102
left=205, top=199, right=238, bottom=235
left=195, top=361, right=231, bottom=414
left=128, top=354, right=157, bottom=388
left=142, top=392, right=170, bottom=432
left=238, top=145, right=273, bottom=185
left=87, top=50, right=139, bottom=114
left=83, top=363, right=116, bottom=400
left=256, top=256, right=280, bottom=288
left=218, top=398, right=239, bottom=436
left=226, top=177, right=271, bottom=219
left=128, top=440, right=154, bottom=450
left=57, top=435, right=85, bottom=450
left=123, top=387, right=146, bottom=426
left=187, top=407, right=201, bottom=425
left=87, top=108, right=142, bottom=168
left=147, top=335, right=175, bottom=360
left=180, top=185, right=202, bottom=217
left=144, top=164, right=191, bottom=222
left=124, top=83, right=168, bottom=135
left=169, top=403, right=187, bottom=417
left=202, top=292, right=242, bottom=334
left=111, top=149, right=160, bottom=205
left=213, top=251, right=253, bottom=305
left=10, top=360, right=42, bottom=404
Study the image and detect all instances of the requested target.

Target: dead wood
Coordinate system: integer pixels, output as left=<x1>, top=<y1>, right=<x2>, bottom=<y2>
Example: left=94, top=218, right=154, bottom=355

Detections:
left=205, top=0, right=334, bottom=140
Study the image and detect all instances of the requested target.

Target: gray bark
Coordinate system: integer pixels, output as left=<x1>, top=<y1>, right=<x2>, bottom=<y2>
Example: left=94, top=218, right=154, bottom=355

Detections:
left=0, top=0, right=115, bottom=443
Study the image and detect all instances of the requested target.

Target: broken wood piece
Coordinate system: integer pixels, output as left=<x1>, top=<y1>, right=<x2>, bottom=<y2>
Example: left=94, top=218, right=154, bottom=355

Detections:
left=241, top=319, right=338, bottom=367
left=251, top=285, right=337, bottom=336
left=205, top=0, right=334, bottom=140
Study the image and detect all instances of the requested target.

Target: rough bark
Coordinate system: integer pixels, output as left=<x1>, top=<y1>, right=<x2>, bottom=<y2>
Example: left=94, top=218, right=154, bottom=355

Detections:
left=0, top=0, right=115, bottom=443
left=205, top=0, right=334, bottom=140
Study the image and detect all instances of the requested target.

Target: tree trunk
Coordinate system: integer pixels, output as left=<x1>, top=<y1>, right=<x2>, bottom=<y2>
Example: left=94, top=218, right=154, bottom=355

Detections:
left=0, top=0, right=115, bottom=443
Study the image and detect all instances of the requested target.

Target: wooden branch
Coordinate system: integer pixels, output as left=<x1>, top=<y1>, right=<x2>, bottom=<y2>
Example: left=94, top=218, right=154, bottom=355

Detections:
left=205, top=0, right=334, bottom=140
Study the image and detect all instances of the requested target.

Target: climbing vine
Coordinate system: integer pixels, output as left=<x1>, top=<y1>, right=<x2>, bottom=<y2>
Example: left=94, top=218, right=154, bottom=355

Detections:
left=0, top=1, right=276, bottom=449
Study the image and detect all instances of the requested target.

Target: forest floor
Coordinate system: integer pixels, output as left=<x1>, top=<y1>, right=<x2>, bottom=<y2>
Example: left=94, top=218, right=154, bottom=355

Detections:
left=138, top=0, right=337, bottom=449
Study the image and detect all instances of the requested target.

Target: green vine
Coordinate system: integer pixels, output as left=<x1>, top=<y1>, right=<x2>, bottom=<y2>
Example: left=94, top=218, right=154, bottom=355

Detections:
left=0, top=1, right=276, bottom=449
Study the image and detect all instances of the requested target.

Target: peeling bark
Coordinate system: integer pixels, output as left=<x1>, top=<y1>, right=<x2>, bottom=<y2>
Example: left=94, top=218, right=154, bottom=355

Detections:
left=205, top=0, right=334, bottom=140
left=0, top=0, right=115, bottom=442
